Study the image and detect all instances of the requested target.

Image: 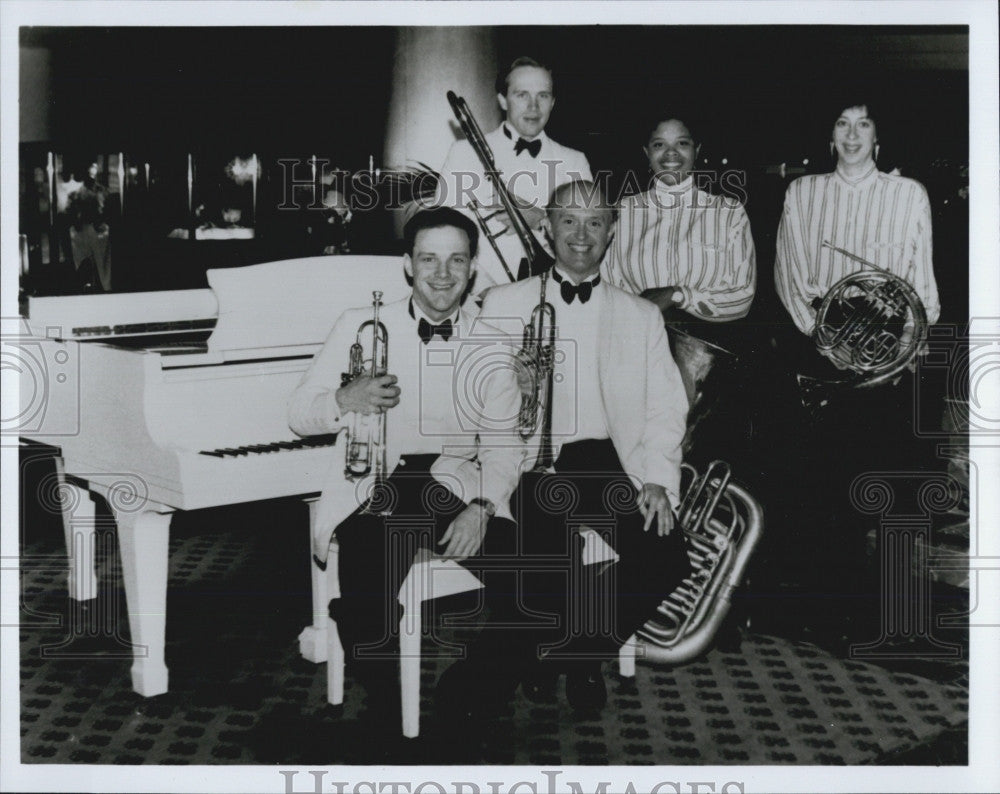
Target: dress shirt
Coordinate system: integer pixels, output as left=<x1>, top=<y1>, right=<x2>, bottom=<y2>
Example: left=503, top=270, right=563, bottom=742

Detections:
left=436, top=124, right=593, bottom=289
left=548, top=269, right=609, bottom=452
left=410, top=299, right=459, bottom=342
left=602, top=177, right=756, bottom=321
left=774, top=164, right=940, bottom=335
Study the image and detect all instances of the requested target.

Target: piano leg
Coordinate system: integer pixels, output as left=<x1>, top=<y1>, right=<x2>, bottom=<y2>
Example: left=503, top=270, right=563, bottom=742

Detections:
left=112, top=502, right=174, bottom=697
left=298, top=497, right=340, bottom=664
left=54, top=458, right=99, bottom=602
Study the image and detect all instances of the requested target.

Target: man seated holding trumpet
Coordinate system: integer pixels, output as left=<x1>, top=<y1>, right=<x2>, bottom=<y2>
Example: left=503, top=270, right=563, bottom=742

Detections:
left=442, top=181, right=691, bottom=716
left=288, top=207, right=527, bottom=728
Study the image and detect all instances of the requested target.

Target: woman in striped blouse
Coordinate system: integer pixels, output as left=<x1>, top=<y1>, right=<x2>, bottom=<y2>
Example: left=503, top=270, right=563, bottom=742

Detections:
left=601, top=116, right=757, bottom=324
left=774, top=102, right=940, bottom=338
left=764, top=103, right=943, bottom=640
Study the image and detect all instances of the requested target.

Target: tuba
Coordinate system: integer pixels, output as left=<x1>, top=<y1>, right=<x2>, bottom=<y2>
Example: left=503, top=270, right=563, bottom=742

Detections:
left=515, top=271, right=557, bottom=470
left=341, top=291, right=390, bottom=514
left=666, top=324, right=739, bottom=454
left=446, top=90, right=554, bottom=281
left=634, top=461, right=763, bottom=664
left=797, top=241, right=928, bottom=410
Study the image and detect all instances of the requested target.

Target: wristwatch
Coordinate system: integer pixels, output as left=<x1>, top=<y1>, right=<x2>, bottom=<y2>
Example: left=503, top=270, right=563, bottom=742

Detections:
left=468, top=497, right=496, bottom=516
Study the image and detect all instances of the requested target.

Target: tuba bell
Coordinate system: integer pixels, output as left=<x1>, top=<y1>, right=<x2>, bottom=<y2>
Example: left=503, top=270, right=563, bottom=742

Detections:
left=633, top=461, right=763, bottom=664
left=341, top=291, right=390, bottom=514
left=797, top=241, right=928, bottom=411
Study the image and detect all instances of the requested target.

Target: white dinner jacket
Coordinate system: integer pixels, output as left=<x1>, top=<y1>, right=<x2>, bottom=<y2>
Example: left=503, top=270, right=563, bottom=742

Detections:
left=480, top=276, right=689, bottom=503
left=289, top=297, right=526, bottom=562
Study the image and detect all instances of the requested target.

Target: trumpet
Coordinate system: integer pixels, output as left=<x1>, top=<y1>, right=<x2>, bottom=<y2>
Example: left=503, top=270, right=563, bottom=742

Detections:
left=515, top=271, right=557, bottom=470
left=797, top=241, right=928, bottom=410
left=446, top=90, right=553, bottom=281
left=341, top=291, right=390, bottom=513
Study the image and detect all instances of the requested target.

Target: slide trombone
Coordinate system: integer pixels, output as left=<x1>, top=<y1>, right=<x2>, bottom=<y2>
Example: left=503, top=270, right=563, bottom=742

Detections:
left=446, top=90, right=553, bottom=281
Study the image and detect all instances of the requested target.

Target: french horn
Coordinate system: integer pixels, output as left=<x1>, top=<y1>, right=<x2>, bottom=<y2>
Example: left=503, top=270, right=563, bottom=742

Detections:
left=798, top=241, right=928, bottom=410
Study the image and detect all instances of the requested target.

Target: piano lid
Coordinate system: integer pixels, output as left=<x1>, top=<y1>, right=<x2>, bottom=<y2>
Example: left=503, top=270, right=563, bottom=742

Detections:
left=205, top=255, right=410, bottom=356
left=22, top=255, right=414, bottom=361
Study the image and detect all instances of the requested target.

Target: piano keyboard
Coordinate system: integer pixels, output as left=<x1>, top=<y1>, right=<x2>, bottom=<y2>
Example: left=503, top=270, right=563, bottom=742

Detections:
left=71, top=318, right=217, bottom=339
left=199, top=435, right=337, bottom=458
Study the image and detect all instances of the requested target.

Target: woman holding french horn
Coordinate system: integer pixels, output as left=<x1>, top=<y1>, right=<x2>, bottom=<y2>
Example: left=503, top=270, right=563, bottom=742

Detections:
left=767, top=98, right=942, bottom=643
left=774, top=99, right=940, bottom=366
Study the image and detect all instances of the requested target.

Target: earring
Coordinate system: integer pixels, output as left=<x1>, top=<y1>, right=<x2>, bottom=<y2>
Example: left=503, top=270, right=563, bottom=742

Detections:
left=874, top=144, right=880, bottom=162
left=829, top=142, right=835, bottom=156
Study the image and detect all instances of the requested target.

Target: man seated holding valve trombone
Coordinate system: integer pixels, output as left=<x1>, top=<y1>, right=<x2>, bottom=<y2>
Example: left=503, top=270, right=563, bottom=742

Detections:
left=435, top=56, right=593, bottom=291
left=437, top=180, right=692, bottom=718
left=288, top=207, right=528, bottom=730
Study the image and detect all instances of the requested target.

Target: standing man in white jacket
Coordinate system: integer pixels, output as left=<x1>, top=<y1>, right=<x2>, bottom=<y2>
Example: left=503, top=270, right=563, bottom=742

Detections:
left=436, top=56, right=593, bottom=290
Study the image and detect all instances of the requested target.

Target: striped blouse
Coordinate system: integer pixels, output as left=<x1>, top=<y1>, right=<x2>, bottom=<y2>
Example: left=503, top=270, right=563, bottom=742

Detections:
left=601, top=179, right=757, bottom=322
left=774, top=165, right=940, bottom=335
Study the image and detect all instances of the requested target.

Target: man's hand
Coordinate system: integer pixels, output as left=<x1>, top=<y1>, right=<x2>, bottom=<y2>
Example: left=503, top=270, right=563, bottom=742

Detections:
left=336, top=374, right=400, bottom=415
left=486, top=202, right=547, bottom=236
left=438, top=503, right=489, bottom=561
left=640, top=286, right=684, bottom=314
left=637, top=483, right=674, bottom=537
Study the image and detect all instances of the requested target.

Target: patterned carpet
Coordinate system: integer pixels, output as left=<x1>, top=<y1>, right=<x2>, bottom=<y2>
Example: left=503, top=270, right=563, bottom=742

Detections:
left=18, top=471, right=969, bottom=766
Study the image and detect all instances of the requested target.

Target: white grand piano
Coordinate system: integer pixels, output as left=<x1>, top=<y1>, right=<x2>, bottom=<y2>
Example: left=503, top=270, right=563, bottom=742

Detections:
left=19, top=255, right=411, bottom=697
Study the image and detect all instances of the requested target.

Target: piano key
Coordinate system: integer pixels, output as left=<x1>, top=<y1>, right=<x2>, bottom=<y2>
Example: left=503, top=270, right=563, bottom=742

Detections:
left=197, top=437, right=340, bottom=457
left=301, top=435, right=338, bottom=447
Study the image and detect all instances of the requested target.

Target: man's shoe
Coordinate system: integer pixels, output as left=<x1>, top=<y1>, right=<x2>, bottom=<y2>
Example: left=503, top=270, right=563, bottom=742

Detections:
left=565, top=662, right=607, bottom=713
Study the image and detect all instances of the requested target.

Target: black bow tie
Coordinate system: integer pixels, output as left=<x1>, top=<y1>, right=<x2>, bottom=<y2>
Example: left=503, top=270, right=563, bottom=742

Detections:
left=551, top=269, right=600, bottom=305
left=514, top=137, right=542, bottom=158
left=417, top=316, right=453, bottom=344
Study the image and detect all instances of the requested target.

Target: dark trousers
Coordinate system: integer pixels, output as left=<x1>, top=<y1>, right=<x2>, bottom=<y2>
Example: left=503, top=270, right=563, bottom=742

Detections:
left=501, top=439, right=691, bottom=665
left=331, top=455, right=516, bottom=688
left=754, top=325, right=918, bottom=600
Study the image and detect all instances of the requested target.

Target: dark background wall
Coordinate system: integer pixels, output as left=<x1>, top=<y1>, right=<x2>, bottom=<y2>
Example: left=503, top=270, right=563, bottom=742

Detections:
left=20, top=25, right=968, bottom=165
left=18, top=25, right=969, bottom=325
